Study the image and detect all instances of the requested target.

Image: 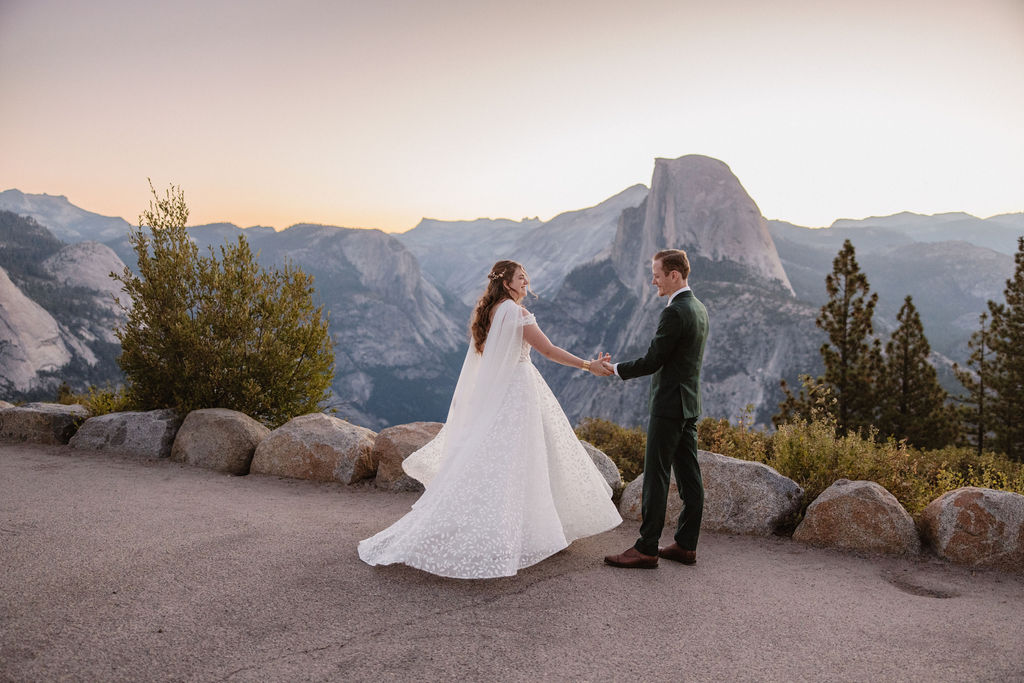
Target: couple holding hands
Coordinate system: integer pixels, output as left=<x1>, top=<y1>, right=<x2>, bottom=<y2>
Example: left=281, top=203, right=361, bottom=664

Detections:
left=359, top=249, right=709, bottom=579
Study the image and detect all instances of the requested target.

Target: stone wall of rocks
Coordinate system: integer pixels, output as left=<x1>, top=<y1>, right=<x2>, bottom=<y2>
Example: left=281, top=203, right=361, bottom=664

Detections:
left=618, top=451, right=803, bottom=536
left=1, top=402, right=88, bottom=444
left=792, top=479, right=921, bottom=556
left=2, top=401, right=1022, bottom=573
left=70, top=408, right=181, bottom=459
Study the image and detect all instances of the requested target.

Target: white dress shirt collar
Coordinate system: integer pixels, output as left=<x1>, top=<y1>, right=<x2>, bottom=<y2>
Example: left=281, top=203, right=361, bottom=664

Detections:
left=667, top=286, right=691, bottom=305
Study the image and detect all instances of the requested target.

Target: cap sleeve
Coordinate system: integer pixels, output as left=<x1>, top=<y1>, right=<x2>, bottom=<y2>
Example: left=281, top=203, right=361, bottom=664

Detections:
left=518, top=307, right=537, bottom=327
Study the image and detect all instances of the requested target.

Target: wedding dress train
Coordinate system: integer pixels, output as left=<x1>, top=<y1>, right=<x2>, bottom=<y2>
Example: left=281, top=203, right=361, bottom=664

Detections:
left=358, top=300, right=622, bottom=579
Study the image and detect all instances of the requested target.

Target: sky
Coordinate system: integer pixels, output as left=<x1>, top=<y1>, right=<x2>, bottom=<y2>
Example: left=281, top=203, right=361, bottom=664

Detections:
left=1, top=0, right=1022, bottom=232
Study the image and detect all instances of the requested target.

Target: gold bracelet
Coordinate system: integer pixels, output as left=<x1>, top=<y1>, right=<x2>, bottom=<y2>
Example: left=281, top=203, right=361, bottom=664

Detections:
left=582, top=360, right=591, bottom=372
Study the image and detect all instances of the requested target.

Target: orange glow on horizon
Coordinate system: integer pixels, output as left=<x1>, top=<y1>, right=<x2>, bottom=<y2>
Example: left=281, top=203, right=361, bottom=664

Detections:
left=1, top=0, right=1021, bottom=233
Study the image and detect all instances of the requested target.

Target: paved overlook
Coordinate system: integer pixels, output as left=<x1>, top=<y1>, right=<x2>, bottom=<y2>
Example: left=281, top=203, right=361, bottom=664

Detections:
left=1, top=442, right=1022, bottom=682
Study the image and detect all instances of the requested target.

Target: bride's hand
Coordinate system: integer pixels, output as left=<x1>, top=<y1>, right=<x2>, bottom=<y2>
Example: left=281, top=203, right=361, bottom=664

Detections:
left=588, top=353, right=614, bottom=377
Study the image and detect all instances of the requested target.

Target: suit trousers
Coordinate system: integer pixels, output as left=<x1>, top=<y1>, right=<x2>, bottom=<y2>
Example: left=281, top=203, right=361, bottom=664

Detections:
left=634, top=415, right=704, bottom=555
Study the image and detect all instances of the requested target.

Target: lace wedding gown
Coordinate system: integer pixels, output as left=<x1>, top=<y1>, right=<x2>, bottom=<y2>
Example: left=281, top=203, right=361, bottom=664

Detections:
left=358, top=299, right=622, bottom=579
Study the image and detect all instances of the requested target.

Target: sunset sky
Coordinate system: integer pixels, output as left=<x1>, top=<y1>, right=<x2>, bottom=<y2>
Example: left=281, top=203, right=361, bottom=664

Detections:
left=1, top=0, right=1022, bottom=232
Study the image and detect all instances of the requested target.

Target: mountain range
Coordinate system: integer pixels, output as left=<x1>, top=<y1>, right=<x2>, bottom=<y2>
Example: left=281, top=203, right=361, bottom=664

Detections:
left=1, top=159, right=1019, bottom=428
left=0, top=211, right=124, bottom=399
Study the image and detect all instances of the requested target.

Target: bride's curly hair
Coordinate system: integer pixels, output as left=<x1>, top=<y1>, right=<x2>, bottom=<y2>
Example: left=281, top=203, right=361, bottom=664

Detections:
left=470, top=260, right=526, bottom=353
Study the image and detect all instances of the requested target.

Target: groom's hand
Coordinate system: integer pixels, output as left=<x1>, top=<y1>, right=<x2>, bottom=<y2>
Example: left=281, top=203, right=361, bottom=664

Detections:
left=596, top=353, right=615, bottom=377
left=587, top=353, right=614, bottom=377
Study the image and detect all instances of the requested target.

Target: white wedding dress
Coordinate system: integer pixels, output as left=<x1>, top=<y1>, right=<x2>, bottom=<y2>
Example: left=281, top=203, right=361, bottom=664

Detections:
left=358, top=299, right=622, bottom=579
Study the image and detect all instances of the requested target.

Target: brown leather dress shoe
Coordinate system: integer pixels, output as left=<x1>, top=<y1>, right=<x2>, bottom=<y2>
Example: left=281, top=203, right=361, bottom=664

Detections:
left=604, top=547, right=658, bottom=569
left=658, top=542, right=697, bottom=565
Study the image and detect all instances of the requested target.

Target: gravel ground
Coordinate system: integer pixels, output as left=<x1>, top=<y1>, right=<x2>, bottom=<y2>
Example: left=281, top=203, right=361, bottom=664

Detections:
left=1, top=441, right=1022, bottom=682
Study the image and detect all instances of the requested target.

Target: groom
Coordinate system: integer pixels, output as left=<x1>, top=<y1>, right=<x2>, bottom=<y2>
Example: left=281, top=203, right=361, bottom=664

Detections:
left=602, top=249, right=709, bottom=569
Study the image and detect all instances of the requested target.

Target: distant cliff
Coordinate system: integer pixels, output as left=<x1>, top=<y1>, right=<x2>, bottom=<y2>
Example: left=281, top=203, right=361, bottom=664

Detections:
left=611, top=156, right=792, bottom=297
left=0, top=211, right=124, bottom=399
left=398, top=184, right=648, bottom=303
left=537, top=156, right=817, bottom=427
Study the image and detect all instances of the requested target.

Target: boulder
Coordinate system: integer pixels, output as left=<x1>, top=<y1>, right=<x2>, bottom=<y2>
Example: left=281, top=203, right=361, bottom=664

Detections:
left=373, top=421, right=443, bottom=491
left=70, top=409, right=182, bottom=459
left=170, top=408, right=270, bottom=475
left=920, top=487, right=1024, bottom=571
left=793, top=479, right=920, bottom=556
left=0, top=400, right=13, bottom=410
left=619, top=450, right=803, bottom=536
left=581, top=441, right=625, bottom=497
left=251, top=413, right=376, bottom=484
left=0, top=402, right=89, bottom=444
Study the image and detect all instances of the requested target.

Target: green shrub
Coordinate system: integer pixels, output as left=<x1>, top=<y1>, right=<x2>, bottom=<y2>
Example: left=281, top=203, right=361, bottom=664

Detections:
left=575, top=417, right=646, bottom=482
left=595, top=409, right=1024, bottom=523
left=700, top=412, right=1024, bottom=517
left=55, top=381, right=75, bottom=405
left=56, top=383, right=133, bottom=417
left=112, top=182, right=334, bottom=427
left=697, top=404, right=771, bottom=464
left=84, top=385, right=134, bottom=416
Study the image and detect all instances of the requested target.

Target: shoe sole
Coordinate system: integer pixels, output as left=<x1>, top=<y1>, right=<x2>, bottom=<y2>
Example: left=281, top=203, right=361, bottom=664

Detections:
left=604, top=559, right=658, bottom=569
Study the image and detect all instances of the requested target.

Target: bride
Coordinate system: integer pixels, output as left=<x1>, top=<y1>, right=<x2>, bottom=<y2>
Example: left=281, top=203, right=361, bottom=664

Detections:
left=358, top=260, right=622, bottom=579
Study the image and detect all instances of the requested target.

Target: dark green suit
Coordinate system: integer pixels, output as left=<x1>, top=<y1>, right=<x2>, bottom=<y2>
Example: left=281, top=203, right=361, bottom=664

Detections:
left=617, top=289, right=709, bottom=554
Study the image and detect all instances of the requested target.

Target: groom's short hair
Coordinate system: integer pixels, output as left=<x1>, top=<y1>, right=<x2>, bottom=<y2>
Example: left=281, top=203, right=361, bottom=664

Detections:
left=654, top=249, right=690, bottom=280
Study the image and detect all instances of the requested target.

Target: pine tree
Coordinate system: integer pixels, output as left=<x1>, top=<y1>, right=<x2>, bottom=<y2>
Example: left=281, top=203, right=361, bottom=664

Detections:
left=775, top=374, right=835, bottom=426
left=112, top=182, right=335, bottom=427
left=953, top=312, right=995, bottom=455
left=987, top=236, right=1024, bottom=461
left=876, top=296, right=956, bottom=448
left=785, top=239, right=880, bottom=435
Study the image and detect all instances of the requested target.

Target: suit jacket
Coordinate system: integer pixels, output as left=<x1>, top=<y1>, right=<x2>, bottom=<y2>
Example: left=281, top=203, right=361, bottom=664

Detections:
left=617, top=290, right=709, bottom=420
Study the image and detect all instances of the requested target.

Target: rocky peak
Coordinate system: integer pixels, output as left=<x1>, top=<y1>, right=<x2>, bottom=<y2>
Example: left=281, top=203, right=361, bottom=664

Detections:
left=611, top=155, right=793, bottom=298
left=515, top=184, right=648, bottom=296
left=0, top=266, right=74, bottom=393
left=397, top=187, right=648, bottom=304
left=341, top=228, right=431, bottom=304
left=0, top=189, right=131, bottom=243
left=42, top=241, right=128, bottom=311
left=270, top=224, right=431, bottom=306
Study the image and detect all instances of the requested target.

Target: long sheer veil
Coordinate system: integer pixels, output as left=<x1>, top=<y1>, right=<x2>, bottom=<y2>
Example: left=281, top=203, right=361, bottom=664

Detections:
left=403, top=299, right=527, bottom=486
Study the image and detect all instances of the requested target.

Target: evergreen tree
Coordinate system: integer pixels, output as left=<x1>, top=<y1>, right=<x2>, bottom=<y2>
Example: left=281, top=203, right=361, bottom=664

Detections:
left=877, top=296, right=956, bottom=448
left=112, top=182, right=335, bottom=427
left=953, top=312, right=994, bottom=455
left=776, top=240, right=879, bottom=434
left=775, top=374, right=834, bottom=426
left=987, top=236, right=1024, bottom=461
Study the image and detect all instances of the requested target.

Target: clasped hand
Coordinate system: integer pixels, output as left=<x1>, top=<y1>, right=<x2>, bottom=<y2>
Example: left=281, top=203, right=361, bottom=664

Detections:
left=587, top=352, right=614, bottom=377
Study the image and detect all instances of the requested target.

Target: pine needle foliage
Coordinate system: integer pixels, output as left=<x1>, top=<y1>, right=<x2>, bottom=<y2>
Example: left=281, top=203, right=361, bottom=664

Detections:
left=876, top=296, right=957, bottom=449
left=987, top=236, right=1024, bottom=461
left=111, top=182, right=334, bottom=427
left=953, top=312, right=995, bottom=456
left=776, top=239, right=880, bottom=434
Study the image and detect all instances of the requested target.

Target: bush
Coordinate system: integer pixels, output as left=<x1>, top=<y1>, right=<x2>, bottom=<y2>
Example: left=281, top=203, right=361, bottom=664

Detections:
left=56, top=383, right=133, bottom=417
left=575, top=417, right=646, bottom=482
left=697, top=404, right=771, bottom=464
left=596, top=407, right=1024, bottom=520
left=700, top=411, right=1024, bottom=517
left=112, top=182, right=334, bottom=427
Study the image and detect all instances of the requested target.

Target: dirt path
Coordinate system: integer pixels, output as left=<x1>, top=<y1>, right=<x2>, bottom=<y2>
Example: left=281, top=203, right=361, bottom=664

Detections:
left=1, top=441, right=1022, bottom=682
